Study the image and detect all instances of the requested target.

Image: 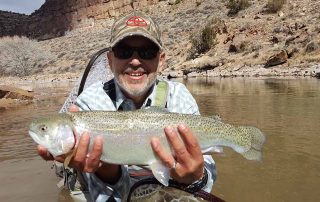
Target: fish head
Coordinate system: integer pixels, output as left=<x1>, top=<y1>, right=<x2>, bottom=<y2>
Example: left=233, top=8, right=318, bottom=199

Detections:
left=29, top=114, right=75, bottom=157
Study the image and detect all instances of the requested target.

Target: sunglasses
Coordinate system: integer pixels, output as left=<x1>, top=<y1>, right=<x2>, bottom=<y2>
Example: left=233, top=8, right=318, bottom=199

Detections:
left=112, top=45, right=159, bottom=60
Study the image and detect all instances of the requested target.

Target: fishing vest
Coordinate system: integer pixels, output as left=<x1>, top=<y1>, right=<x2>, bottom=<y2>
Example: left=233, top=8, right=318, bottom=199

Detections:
left=103, top=78, right=169, bottom=109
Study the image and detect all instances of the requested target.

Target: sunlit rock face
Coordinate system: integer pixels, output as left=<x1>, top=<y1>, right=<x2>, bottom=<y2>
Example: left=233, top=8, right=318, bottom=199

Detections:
left=0, top=0, right=162, bottom=39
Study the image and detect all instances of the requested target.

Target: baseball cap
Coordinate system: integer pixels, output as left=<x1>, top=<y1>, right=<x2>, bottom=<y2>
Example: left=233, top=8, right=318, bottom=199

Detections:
left=110, top=11, right=163, bottom=49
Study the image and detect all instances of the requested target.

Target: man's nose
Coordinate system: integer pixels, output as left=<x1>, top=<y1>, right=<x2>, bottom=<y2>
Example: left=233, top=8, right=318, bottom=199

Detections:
left=129, top=52, right=142, bottom=66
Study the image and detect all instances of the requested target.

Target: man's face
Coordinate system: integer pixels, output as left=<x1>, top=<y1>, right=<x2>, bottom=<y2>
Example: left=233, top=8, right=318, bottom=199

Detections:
left=108, top=36, right=165, bottom=98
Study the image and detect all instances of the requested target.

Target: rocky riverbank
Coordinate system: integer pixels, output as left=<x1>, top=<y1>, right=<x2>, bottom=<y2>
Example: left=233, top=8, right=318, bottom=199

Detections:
left=162, top=61, right=320, bottom=78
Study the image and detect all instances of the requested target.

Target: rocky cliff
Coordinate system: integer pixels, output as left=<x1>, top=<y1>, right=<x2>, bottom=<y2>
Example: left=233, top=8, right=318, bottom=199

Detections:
left=0, top=11, right=29, bottom=37
left=0, top=0, right=319, bottom=78
left=1, top=0, right=164, bottom=39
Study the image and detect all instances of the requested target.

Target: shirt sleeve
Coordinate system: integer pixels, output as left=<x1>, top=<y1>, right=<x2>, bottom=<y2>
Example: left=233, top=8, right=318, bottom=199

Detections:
left=83, top=166, right=131, bottom=202
left=166, top=81, right=200, bottom=115
left=203, top=155, right=217, bottom=192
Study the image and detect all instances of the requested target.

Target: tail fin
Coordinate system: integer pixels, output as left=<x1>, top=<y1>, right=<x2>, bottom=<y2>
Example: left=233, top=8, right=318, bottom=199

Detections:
left=238, top=126, right=266, bottom=161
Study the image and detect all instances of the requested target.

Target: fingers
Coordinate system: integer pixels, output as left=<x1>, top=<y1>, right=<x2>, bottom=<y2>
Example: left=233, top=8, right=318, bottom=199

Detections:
left=37, top=145, right=65, bottom=163
left=177, top=124, right=202, bottom=158
left=69, top=104, right=79, bottom=112
left=70, top=132, right=90, bottom=171
left=164, top=126, right=190, bottom=166
left=85, top=136, right=103, bottom=172
left=37, top=145, right=54, bottom=161
left=151, top=137, right=175, bottom=168
left=68, top=132, right=103, bottom=173
left=157, top=124, right=205, bottom=184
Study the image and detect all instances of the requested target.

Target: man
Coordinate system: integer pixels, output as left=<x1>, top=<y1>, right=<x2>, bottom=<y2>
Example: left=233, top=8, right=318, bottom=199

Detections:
left=38, top=11, right=216, bottom=201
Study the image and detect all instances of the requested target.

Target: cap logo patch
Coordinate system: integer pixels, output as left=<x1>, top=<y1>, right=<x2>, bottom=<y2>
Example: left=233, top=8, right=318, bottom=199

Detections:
left=126, top=16, right=148, bottom=27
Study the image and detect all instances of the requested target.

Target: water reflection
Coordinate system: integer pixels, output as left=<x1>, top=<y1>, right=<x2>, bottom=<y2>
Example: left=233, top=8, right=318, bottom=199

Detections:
left=0, top=78, right=319, bottom=201
left=0, top=82, right=74, bottom=202
left=175, top=77, right=320, bottom=202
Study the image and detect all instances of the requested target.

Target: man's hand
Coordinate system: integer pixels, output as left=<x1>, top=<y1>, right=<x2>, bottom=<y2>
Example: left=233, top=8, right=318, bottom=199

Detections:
left=151, top=124, right=204, bottom=185
left=36, top=104, right=121, bottom=184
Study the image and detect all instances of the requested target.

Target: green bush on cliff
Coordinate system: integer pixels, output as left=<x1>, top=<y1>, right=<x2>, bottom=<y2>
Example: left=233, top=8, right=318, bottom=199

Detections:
left=189, top=17, right=222, bottom=58
left=0, top=36, right=53, bottom=77
left=265, top=0, right=286, bottom=13
left=227, top=0, right=250, bottom=16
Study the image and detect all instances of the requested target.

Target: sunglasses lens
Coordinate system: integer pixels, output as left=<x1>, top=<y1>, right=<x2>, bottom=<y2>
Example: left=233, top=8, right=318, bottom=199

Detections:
left=138, top=47, right=159, bottom=59
left=113, top=47, right=134, bottom=59
left=112, top=46, right=159, bottom=60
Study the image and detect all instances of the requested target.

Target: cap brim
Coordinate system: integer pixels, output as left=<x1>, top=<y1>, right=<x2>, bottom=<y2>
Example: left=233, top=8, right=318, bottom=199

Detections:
left=110, top=28, right=162, bottom=49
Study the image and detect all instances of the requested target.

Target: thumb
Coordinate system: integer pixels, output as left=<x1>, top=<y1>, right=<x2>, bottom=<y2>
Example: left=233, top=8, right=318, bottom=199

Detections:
left=37, top=145, right=54, bottom=161
left=69, top=104, right=79, bottom=112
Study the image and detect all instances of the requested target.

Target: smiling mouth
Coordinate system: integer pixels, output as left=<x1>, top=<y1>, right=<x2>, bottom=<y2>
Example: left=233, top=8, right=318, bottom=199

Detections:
left=129, top=73, right=144, bottom=76
left=126, top=72, right=145, bottom=77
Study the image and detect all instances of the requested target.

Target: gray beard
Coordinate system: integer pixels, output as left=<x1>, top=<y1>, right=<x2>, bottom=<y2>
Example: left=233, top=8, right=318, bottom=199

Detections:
left=114, top=76, right=155, bottom=98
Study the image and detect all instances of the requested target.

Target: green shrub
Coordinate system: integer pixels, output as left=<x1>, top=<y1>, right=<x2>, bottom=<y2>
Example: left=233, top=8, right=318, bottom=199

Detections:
left=0, top=36, right=53, bottom=76
left=175, top=0, right=182, bottom=4
left=265, top=0, right=286, bottom=13
left=227, top=0, right=250, bottom=16
left=189, top=17, right=221, bottom=58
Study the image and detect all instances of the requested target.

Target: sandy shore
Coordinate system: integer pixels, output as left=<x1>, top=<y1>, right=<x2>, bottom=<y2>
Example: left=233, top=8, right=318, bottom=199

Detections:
left=0, top=72, right=80, bottom=90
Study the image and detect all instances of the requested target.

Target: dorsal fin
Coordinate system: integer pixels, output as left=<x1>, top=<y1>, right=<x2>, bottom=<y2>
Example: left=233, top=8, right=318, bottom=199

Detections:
left=209, top=114, right=222, bottom=121
left=140, top=106, right=170, bottom=113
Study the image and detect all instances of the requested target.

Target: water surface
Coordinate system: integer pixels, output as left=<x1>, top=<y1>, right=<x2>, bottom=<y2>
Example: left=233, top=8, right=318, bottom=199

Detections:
left=0, top=78, right=319, bottom=202
left=181, top=77, right=320, bottom=202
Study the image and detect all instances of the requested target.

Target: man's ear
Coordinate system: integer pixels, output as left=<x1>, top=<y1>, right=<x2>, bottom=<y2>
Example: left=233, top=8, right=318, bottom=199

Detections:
left=158, top=52, right=166, bottom=72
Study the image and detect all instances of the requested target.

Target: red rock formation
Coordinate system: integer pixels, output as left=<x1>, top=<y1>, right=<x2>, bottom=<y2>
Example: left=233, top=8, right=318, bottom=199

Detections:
left=0, top=0, right=162, bottom=39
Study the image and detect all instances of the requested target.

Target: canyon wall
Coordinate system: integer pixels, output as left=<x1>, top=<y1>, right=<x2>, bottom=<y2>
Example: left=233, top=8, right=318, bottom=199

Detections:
left=0, top=0, right=162, bottom=39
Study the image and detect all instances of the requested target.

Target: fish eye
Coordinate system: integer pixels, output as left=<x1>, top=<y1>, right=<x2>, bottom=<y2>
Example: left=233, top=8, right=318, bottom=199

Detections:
left=39, top=125, right=47, bottom=132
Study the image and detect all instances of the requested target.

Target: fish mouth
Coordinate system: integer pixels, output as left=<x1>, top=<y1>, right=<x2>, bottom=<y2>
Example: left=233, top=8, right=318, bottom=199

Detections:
left=29, top=130, right=45, bottom=146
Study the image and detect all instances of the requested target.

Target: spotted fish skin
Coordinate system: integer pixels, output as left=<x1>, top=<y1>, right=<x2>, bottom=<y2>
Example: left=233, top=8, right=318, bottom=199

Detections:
left=29, top=107, right=265, bottom=163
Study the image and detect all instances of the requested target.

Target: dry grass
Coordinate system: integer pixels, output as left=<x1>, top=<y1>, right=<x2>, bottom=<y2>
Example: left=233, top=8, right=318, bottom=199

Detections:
left=0, top=36, right=53, bottom=76
left=304, top=55, right=320, bottom=63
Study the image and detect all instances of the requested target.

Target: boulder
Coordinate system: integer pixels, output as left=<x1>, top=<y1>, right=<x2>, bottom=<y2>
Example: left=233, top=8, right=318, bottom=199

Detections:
left=264, top=50, right=288, bottom=68
left=311, top=64, right=320, bottom=78
left=0, top=85, right=34, bottom=100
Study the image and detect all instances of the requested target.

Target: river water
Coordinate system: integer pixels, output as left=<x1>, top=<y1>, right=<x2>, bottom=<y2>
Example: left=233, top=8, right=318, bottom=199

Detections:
left=0, top=77, right=319, bottom=202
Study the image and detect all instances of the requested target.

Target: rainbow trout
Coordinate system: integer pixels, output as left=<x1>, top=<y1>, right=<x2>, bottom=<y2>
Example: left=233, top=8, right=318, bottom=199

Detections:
left=29, top=107, right=265, bottom=186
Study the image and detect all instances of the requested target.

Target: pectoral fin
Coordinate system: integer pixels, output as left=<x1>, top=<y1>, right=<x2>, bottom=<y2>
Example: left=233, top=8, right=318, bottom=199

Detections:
left=64, top=149, right=77, bottom=168
left=150, top=161, right=170, bottom=186
left=241, top=148, right=262, bottom=161
left=202, top=146, right=224, bottom=154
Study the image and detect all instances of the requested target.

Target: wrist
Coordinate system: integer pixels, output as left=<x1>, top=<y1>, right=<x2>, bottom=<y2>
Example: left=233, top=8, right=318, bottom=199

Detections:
left=185, top=168, right=208, bottom=192
left=169, top=168, right=208, bottom=192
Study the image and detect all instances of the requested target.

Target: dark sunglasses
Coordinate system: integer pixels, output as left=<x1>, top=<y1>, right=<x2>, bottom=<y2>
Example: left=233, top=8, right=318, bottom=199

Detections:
left=112, top=45, right=159, bottom=60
